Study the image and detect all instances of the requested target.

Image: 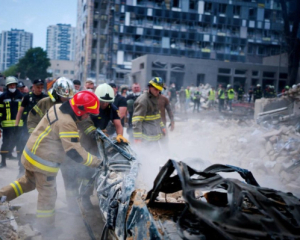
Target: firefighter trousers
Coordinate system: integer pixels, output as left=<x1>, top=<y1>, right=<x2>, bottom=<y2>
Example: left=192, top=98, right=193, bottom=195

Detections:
left=0, top=169, right=57, bottom=227
left=0, top=127, right=23, bottom=165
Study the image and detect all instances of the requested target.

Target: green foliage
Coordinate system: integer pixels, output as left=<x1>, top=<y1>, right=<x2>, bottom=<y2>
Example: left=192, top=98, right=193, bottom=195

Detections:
left=3, top=65, right=18, bottom=77
left=17, top=47, right=51, bottom=81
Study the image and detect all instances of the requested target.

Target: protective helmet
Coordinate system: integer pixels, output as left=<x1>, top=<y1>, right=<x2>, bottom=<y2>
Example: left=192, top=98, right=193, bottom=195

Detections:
left=285, top=85, right=290, bottom=89
left=17, top=81, right=25, bottom=88
left=6, top=76, right=18, bottom=86
left=148, top=77, right=164, bottom=91
left=70, top=91, right=100, bottom=116
left=292, top=84, right=297, bottom=89
left=52, top=77, right=75, bottom=98
left=95, top=83, right=115, bottom=102
left=227, top=84, right=231, bottom=88
left=257, top=84, right=261, bottom=87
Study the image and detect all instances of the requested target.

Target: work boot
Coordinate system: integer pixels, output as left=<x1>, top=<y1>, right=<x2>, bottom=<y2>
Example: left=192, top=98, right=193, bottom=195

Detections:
left=0, top=156, right=7, bottom=168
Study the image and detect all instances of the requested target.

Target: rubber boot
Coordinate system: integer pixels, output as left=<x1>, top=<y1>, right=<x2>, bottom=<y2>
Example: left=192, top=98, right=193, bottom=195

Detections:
left=0, top=155, right=7, bottom=168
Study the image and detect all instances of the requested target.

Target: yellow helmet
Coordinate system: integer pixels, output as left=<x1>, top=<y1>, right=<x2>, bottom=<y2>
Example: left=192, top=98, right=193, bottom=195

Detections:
left=148, top=77, right=164, bottom=91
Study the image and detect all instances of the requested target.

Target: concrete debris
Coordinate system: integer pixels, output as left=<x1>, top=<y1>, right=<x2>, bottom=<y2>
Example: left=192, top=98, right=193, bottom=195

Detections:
left=18, top=224, right=41, bottom=239
left=0, top=202, right=18, bottom=240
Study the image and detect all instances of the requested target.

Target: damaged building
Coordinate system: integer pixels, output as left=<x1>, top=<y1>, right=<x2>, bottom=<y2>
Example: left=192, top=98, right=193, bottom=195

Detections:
left=75, top=0, right=285, bottom=85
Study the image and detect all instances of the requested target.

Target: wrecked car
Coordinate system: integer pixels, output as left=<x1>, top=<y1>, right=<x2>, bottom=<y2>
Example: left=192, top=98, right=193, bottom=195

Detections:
left=93, top=130, right=300, bottom=240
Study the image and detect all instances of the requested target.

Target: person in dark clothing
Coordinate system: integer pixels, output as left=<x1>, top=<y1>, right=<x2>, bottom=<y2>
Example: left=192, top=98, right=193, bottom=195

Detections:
left=0, top=76, right=24, bottom=168
left=254, top=84, right=263, bottom=102
left=109, top=83, right=127, bottom=126
left=15, top=79, right=48, bottom=175
left=126, top=83, right=141, bottom=140
left=193, top=90, right=201, bottom=112
left=218, top=85, right=225, bottom=112
left=237, top=85, right=244, bottom=102
left=248, top=86, right=254, bottom=103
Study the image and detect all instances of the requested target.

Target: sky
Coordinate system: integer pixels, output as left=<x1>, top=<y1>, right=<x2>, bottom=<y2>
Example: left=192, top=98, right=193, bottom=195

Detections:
left=0, top=0, right=77, bottom=50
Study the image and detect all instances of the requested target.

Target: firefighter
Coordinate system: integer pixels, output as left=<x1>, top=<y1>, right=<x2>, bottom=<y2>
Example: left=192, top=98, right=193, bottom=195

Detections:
left=0, top=91, right=102, bottom=233
left=193, top=89, right=201, bottom=112
left=15, top=79, right=48, bottom=175
left=254, top=84, right=262, bottom=102
left=133, top=77, right=166, bottom=143
left=26, top=77, right=75, bottom=134
left=0, top=76, right=24, bottom=168
left=17, top=81, right=26, bottom=94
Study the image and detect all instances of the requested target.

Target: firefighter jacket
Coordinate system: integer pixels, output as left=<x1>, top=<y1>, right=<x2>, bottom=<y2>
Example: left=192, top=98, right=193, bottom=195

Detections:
left=21, top=101, right=102, bottom=176
left=21, top=92, right=47, bottom=124
left=0, top=90, right=24, bottom=128
left=132, top=92, right=164, bottom=141
left=227, top=88, right=235, bottom=100
left=27, top=97, right=57, bottom=133
left=254, top=87, right=262, bottom=99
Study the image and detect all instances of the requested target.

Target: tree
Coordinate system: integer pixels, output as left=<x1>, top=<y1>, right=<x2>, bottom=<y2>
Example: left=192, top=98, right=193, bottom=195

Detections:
left=279, top=0, right=300, bottom=86
left=3, top=65, right=18, bottom=77
left=17, top=47, right=51, bottom=80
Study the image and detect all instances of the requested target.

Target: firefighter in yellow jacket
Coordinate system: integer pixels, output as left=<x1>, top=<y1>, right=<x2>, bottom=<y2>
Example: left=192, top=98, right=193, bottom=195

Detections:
left=0, top=91, right=102, bottom=231
left=133, top=77, right=166, bottom=143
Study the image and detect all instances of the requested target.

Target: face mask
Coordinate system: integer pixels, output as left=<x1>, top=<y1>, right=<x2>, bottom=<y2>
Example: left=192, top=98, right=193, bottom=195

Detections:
left=8, top=88, right=16, bottom=93
left=86, top=89, right=94, bottom=92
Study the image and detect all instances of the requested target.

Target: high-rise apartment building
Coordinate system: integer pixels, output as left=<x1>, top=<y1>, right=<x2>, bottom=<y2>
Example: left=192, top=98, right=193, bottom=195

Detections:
left=0, top=29, right=33, bottom=72
left=75, top=0, right=284, bottom=85
left=46, top=24, right=76, bottom=61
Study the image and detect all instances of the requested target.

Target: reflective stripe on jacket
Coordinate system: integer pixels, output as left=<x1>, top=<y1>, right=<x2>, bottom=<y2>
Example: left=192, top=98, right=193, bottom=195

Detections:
left=22, top=102, right=101, bottom=176
left=132, top=92, right=164, bottom=141
left=0, top=90, right=23, bottom=128
left=27, top=97, right=56, bottom=133
left=185, top=89, right=191, bottom=99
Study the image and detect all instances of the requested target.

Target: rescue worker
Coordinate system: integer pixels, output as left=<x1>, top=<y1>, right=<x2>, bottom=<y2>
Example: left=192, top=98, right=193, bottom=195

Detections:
left=254, top=84, right=262, bottom=102
left=0, top=76, right=24, bottom=168
left=208, top=87, right=216, bottom=109
left=282, top=85, right=289, bottom=96
left=193, top=89, right=201, bottom=112
left=109, top=83, right=127, bottom=126
left=185, top=86, right=191, bottom=111
left=248, top=85, right=254, bottom=103
left=15, top=79, right=48, bottom=175
left=26, top=77, right=75, bottom=134
left=269, top=85, right=276, bottom=98
left=237, top=85, right=244, bottom=102
left=81, top=83, right=126, bottom=141
left=17, top=81, right=26, bottom=94
left=226, top=85, right=235, bottom=111
left=120, top=85, right=128, bottom=97
left=126, top=83, right=141, bottom=140
left=133, top=77, right=166, bottom=143
left=218, top=85, right=225, bottom=112
left=0, top=91, right=102, bottom=233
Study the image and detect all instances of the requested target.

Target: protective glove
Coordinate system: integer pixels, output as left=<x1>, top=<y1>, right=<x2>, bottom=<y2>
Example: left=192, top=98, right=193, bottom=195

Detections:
left=134, top=139, right=142, bottom=144
left=116, top=134, right=128, bottom=143
left=161, top=127, right=166, bottom=136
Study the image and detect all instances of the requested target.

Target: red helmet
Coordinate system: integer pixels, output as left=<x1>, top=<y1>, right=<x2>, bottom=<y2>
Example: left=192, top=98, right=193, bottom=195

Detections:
left=69, top=90, right=100, bottom=116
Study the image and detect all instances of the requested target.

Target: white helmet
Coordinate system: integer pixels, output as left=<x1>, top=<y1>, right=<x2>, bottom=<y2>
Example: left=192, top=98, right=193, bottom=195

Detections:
left=227, top=84, right=231, bottom=88
left=6, top=76, right=18, bottom=86
left=53, top=77, right=75, bottom=98
left=95, top=83, right=115, bottom=102
left=257, top=84, right=261, bottom=87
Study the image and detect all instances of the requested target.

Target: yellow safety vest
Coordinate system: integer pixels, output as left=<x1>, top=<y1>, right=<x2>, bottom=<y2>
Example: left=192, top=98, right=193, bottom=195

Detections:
left=218, top=89, right=225, bottom=99
left=185, top=89, right=191, bottom=99
left=228, top=89, right=235, bottom=100
left=208, top=89, right=216, bottom=100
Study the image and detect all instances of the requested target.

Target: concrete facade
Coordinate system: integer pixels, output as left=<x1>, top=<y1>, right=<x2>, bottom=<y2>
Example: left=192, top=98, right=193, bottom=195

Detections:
left=46, top=24, right=76, bottom=61
left=47, top=60, right=76, bottom=80
left=131, top=54, right=289, bottom=92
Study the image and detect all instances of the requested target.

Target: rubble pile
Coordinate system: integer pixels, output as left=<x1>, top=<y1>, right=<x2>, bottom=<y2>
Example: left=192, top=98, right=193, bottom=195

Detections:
left=170, top=118, right=300, bottom=196
left=0, top=202, right=18, bottom=240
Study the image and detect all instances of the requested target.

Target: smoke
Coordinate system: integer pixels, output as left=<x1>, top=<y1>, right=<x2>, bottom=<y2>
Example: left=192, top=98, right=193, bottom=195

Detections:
left=132, top=113, right=297, bottom=197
